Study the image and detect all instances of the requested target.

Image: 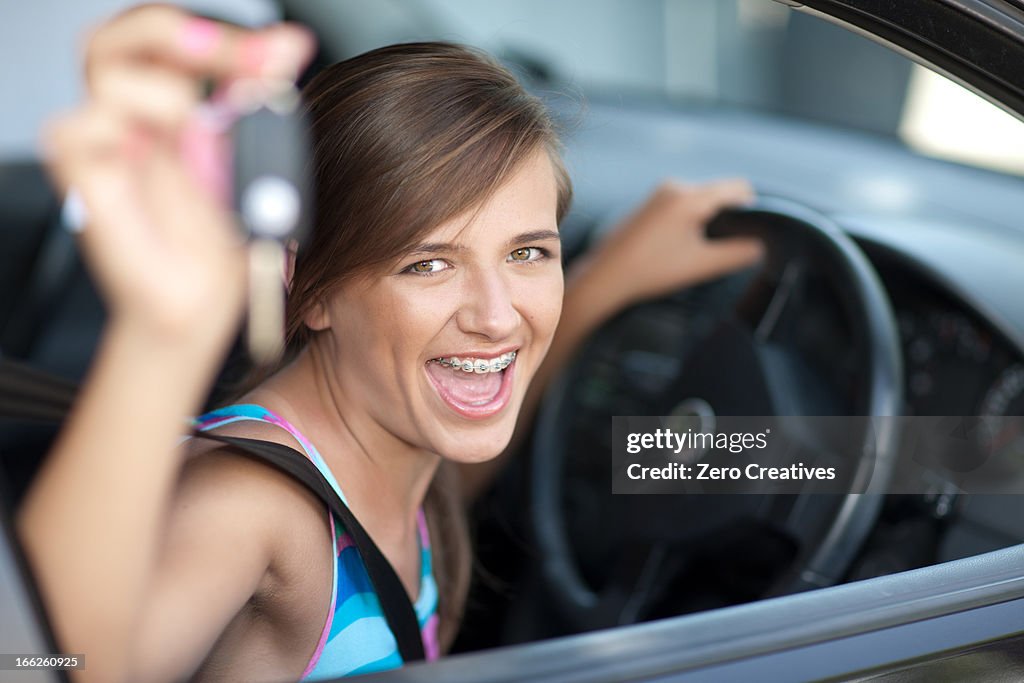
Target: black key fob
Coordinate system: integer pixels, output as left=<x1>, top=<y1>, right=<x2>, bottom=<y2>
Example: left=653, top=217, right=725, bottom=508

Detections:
left=231, top=90, right=311, bottom=249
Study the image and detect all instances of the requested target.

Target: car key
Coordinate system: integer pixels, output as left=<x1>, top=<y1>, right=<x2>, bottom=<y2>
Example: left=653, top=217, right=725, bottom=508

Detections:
left=232, top=84, right=311, bottom=364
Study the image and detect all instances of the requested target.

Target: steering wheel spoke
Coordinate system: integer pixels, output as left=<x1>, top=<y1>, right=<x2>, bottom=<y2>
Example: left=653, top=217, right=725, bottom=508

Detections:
left=736, top=260, right=809, bottom=346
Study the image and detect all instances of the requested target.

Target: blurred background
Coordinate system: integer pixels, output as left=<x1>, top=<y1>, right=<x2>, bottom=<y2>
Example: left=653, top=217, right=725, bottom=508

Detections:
left=3, top=0, right=1023, bottom=173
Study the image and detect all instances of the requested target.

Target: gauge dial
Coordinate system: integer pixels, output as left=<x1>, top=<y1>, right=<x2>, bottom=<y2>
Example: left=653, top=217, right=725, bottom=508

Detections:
left=979, top=364, right=1024, bottom=418
left=976, top=365, right=1024, bottom=477
left=898, top=308, right=995, bottom=415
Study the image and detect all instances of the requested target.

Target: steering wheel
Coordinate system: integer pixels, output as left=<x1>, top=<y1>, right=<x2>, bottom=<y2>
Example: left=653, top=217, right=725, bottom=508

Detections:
left=530, top=197, right=904, bottom=631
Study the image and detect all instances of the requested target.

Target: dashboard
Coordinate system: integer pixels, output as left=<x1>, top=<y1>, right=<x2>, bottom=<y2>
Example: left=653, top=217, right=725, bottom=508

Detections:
left=866, top=244, right=1024, bottom=420
left=857, top=235, right=1024, bottom=564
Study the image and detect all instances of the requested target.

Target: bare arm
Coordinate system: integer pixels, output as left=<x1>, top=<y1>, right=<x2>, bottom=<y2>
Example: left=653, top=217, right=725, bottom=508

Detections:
left=17, top=323, right=235, bottom=682
left=16, top=7, right=314, bottom=681
left=126, top=451, right=294, bottom=682
left=460, top=180, right=763, bottom=501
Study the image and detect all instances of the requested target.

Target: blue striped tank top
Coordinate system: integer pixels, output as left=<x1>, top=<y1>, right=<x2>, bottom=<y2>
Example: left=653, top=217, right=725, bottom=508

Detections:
left=193, top=404, right=441, bottom=679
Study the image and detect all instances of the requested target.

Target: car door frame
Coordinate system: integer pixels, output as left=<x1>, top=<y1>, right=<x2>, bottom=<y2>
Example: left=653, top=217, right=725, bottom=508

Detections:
left=794, top=0, right=1024, bottom=119
left=356, top=544, right=1024, bottom=682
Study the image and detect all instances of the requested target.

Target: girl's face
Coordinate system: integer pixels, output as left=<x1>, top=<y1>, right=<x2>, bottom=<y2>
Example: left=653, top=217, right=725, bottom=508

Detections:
left=310, top=149, right=564, bottom=461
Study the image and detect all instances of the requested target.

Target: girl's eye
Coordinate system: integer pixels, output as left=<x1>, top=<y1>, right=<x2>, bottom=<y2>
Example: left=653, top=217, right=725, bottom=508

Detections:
left=508, top=247, right=546, bottom=263
left=404, top=259, right=449, bottom=275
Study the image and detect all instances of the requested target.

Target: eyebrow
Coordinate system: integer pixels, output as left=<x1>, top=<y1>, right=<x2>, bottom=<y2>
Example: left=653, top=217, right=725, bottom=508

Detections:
left=406, top=229, right=561, bottom=256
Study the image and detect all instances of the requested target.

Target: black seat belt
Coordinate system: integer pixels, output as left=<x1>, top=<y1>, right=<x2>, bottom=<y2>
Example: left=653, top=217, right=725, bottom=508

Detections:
left=0, top=358, right=426, bottom=663
left=0, top=359, right=77, bottom=423
left=191, top=432, right=426, bottom=663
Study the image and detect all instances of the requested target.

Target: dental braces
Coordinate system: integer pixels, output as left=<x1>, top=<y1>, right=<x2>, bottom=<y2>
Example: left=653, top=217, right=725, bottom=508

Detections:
left=434, top=351, right=516, bottom=374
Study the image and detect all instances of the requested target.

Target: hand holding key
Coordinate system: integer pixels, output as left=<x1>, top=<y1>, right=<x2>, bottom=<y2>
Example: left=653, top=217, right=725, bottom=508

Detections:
left=46, top=5, right=314, bottom=355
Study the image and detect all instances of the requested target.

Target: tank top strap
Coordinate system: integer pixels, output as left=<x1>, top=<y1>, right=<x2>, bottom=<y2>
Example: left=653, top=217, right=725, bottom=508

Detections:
left=193, top=404, right=432, bottom=550
left=192, top=403, right=350, bottom=506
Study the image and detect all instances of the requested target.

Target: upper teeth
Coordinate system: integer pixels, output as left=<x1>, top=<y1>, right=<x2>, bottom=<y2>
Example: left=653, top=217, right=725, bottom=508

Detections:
left=434, top=351, right=516, bottom=374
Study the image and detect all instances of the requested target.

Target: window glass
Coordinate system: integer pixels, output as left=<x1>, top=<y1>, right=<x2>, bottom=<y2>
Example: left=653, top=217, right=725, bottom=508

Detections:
left=422, top=0, right=1024, bottom=177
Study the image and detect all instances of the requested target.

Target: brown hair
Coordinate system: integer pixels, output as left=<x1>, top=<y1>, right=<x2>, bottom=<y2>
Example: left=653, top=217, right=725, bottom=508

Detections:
left=289, top=42, right=572, bottom=650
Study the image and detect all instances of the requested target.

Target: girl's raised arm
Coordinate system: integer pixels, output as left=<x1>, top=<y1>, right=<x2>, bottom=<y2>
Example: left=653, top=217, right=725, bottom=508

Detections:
left=17, top=7, right=313, bottom=681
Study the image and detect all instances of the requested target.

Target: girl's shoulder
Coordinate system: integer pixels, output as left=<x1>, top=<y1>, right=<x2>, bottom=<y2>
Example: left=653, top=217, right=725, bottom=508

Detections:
left=183, top=415, right=332, bottom=549
left=185, top=405, right=333, bottom=540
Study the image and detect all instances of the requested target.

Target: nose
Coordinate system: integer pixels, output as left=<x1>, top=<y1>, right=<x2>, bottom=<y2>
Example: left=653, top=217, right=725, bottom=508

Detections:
left=456, top=266, right=520, bottom=341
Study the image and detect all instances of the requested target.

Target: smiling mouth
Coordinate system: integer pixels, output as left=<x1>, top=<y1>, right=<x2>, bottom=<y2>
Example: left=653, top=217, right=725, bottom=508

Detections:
left=425, top=351, right=518, bottom=419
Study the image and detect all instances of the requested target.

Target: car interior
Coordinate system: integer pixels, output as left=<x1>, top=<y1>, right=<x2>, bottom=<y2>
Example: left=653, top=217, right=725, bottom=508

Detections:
left=2, top=1, right=1024, bottom=681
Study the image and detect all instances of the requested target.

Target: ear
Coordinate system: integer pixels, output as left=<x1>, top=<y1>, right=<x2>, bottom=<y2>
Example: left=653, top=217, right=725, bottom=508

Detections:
left=284, top=239, right=298, bottom=293
left=304, top=298, right=330, bottom=332
left=287, top=241, right=330, bottom=331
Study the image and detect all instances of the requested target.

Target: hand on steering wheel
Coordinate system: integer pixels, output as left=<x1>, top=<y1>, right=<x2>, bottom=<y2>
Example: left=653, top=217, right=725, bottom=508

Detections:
left=574, top=179, right=762, bottom=311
